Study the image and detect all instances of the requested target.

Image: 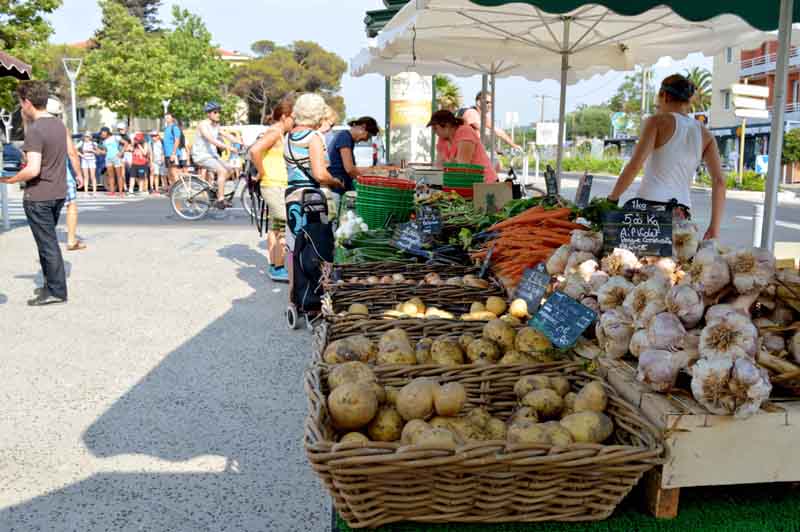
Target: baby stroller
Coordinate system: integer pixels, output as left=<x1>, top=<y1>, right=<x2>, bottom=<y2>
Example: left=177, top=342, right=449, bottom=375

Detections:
left=285, top=187, right=334, bottom=329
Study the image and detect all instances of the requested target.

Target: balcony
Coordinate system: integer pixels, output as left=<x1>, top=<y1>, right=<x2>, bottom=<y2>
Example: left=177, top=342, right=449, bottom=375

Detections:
left=740, top=47, right=800, bottom=77
left=767, top=101, right=800, bottom=122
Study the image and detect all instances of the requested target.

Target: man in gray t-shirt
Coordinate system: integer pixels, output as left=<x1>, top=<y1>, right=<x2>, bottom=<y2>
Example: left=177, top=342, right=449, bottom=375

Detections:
left=0, top=81, right=83, bottom=305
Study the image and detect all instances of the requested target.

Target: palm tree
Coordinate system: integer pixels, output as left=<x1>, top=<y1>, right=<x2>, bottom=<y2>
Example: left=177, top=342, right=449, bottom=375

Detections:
left=684, top=67, right=712, bottom=113
left=434, top=75, right=461, bottom=112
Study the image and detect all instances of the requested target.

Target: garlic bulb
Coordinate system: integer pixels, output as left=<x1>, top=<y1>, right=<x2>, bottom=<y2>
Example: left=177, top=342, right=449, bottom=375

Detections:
left=589, top=270, right=610, bottom=293
left=687, top=247, right=731, bottom=296
left=629, top=329, right=650, bottom=358
left=623, top=277, right=669, bottom=328
left=596, top=309, right=635, bottom=359
left=546, top=244, right=571, bottom=275
left=791, top=331, right=800, bottom=364
left=637, top=349, right=690, bottom=392
left=705, top=304, right=746, bottom=324
left=729, top=357, right=772, bottom=419
left=699, top=312, right=759, bottom=360
left=647, top=312, right=687, bottom=350
left=595, top=276, right=635, bottom=312
left=576, top=259, right=599, bottom=283
left=672, top=220, right=699, bottom=262
left=665, top=284, right=705, bottom=328
left=691, top=357, right=736, bottom=415
left=570, top=230, right=603, bottom=254
left=724, top=247, right=776, bottom=294
left=561, top=274, right=591, bottom=300
left=601, top=248, right=641, bottom=279
left=566, top=251, right=597, bottom=275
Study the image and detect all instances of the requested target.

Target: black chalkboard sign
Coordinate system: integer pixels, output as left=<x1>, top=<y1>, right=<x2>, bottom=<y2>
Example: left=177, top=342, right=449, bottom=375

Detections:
left=544, top=166, right=558, bottom=196
left=601, top=198, right=673, bottom=257
left=514, top=266, right=551, bottom=314
left=530, top=292, right=597, bottom=349
left=575, top=173, right=593, bottom=208
left=417, top=206, right=443, bottom=236
left=391, top=222, right=432, bottom=258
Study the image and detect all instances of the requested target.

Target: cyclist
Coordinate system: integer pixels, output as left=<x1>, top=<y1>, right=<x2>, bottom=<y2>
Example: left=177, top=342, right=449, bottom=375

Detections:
left=191, top=102, right=241, bottom=209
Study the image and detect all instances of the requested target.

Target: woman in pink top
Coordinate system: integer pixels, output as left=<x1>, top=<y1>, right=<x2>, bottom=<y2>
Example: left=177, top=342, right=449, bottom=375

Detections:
left=427, top=110, right=498, bottom=183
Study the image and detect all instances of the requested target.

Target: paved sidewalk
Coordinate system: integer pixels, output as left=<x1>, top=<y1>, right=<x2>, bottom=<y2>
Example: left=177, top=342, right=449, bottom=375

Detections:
left=0, top=198, right=327, bottom=531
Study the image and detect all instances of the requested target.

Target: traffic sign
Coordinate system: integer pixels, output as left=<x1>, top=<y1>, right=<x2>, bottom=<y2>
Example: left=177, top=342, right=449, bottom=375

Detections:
left=731, top=84, right=770, bottom=98
left=735, top=108, right=769, bottom=119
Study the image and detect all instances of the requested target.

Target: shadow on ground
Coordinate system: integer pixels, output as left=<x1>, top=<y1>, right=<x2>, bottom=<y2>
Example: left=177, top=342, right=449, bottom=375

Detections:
left=0, top=244, right=326, bottom=532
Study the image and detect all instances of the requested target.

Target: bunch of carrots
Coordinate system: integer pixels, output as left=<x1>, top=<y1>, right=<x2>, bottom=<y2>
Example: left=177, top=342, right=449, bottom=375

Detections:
left=470, top=206, right=585, bottom=290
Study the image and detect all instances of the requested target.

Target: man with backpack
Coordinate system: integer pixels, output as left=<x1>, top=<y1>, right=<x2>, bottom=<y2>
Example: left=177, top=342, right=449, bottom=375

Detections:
left=459, top=91, right=520, bottom=152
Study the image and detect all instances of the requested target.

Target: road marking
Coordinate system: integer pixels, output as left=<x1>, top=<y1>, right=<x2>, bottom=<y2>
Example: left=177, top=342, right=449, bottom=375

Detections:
left=736, top=215, right=800, bottom=231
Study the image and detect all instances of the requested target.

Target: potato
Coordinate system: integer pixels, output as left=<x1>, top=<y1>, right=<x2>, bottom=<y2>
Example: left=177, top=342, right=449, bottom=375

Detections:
left=368, top=406, right=404, bottom=442
left=328, top=382, right=379, bottom=430
left=391, top=273, right=406, bottom=283
left=445, top=417, right=485, bottom=441
left=465, top=338, right=502, bottom=363
left=379, top=329, right=411, bottom=352
left=425, top=307, right=455, bottom=319
left=509, top=298, right=530, bottom=319
left=574, top=381, right=608, bottom=413
left=500, top=314, right=522, bottom=327
left=415, top=427, right=458, bottom=449
left=323, top=335, right=376, bottom=364
left=485, top=417, right=507, bottom=440
left=428, top=416, right=455, bottom=430
left=415, top=338, right=433, bottom=365
left=339, top=432, right=369, bottom=444
left=424, top=272, right=442, bottom=285
left=347, top=303, right=369, bottom=315
left=509, top=406, right=539, bottom=425
left=380, top=275, right=393, bottom=284
left=498, top=350, right=534, bottom=365
left=514, top=375, right=551, bottom=399
left=507, top=420, right=551, bottom=444
left=530, top=352, right=556, bottom=364
left=560, top=412, right=614, bottom=443
left=445, top=276, right=464, bottom=286
left=370, top=383, right=387, bottom=404
left=541, top=421, right=574, bottom=446
left=377, top=328, right=416, bottom=365
left=458, top=333, right=476, bottom=351
left=401, top=419, right=431, bottom=444
left=549, top=376, right=572, bottom=397
left=327, top=361, right=376, bottom=391
left=366, top=275, right=380, bottom=284
left=396, top=379, right=437, bottom=421
left=485, top=296, right=507, bottom=316
left=562, top=392, right=577, bottom=415
left=462, top=311, right=499, bottom=321
left=465, top=407, right=491, bottom=430
left=383, top=310, right=408, bottom=319
left=433, top=382, right=467, bottom=416
left=521, top=389, right=564, bottom=419
left=470, top=302, right=486, bottom=313
left=483, top=319, right=516, bottom=351
left=515, top=327, right=552, bottom=353
left=431, top=337, right=465, bottom=365
left=408, top=297, right=426, bottom=314
left=385, top=386, right=399, bottom=406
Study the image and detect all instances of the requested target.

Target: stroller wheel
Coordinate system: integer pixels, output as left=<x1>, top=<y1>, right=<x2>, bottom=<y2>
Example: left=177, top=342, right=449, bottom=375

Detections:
left=286, top=305, right=300, bottom=330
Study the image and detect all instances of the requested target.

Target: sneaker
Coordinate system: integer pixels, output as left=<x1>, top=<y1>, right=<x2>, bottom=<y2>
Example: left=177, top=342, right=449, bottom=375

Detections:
left=27, top=291, right=66, bottom=306
left=268, top=265, right=289, bottom=282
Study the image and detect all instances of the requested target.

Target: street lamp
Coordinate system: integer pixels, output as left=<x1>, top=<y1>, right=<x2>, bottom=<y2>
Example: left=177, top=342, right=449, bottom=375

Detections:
left=62, top=58, right=82, bottom=134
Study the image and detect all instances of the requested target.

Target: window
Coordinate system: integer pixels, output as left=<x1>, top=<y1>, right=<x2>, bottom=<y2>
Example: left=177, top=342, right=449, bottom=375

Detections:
left=724, top=91, right=731, bottom=110
left=793, top=80, right=799, bottom=104
left=725, top=47, right=733, bottom=64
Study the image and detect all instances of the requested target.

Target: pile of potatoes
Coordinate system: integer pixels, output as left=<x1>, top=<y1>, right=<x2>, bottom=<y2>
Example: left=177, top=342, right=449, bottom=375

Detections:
left=339, top=273, right=489, bottom=289
left=507, top=376, right=614, bottom=445
left=323, top=319, right=554, bottom=366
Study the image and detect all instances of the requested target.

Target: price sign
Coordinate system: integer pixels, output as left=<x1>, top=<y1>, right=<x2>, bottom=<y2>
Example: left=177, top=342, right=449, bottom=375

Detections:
left=544, top=166, right=558, bottom=197
left=417, top=206, right=443, bottom=236
left=514, top=266, right=551, bottom=314
left=391, top=222, right=432, bottom=258
left=575, top=173, right=593, bottom=209
left=601, top=198, right=673, bottom=257
left=530, top=292, right=597, bottom=349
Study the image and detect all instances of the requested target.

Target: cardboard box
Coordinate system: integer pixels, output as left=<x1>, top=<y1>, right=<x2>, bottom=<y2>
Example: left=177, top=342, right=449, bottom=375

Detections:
left=473, top=183, right=513, bottom=214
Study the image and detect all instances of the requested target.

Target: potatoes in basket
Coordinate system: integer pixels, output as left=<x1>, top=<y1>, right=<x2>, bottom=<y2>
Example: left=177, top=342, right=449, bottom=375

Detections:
left=327, top=361, right=376, bottom=391
left=328, top=382, right=379, bottom=430
left=401, top=419, right=432, bottom=444
left=466, top=338, right=502, bottom=364
left=368, top=406, right=404, bottom=442
left=415, top=338, right=433, bottom=365
left=377, top=328, right=416, bottom=365
left=514, top=375, right=551, bottom=399
left=485, top=296, right=507, bottom=317
left=433, top=382, right=467, bottom=416
left=339, top=432, right=369, bottom=444
left=323, top=335, right=376, bottom=364
left=507, top=420, right=550, bottom=444
left=347, top=303, right=369, bottom=315
left=521, top=389, right=564, bottom=419
left=509, top=298, right=530, bottom=319
left=414, top=427, right=458, bottom=449
left=573, top=381, right=608, bottom=413
left=396, top=379, right=437, bottom=421
left=431, top=337, right=465, bottom=365
left=559, top=411, right=613, bottom=443
left=483, top=319, right=516, bottom=351
left=515, top=327, right=551, bottom=353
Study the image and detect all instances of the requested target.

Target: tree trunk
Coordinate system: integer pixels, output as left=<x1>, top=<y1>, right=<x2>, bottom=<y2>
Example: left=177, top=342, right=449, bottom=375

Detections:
left=260, top=98, right=267, bottom=125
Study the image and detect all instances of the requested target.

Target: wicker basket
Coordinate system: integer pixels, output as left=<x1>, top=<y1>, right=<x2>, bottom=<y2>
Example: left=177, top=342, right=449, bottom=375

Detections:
left=305, top=364, right=663, bottom=529
left=322, top=262, right=481, bottom=289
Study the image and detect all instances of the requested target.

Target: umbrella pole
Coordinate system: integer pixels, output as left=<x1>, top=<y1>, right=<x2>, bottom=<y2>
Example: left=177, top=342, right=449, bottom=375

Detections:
left=761, top=0, right=794, bottom=251
left=480, top=74, right=488, bottom=146
left=555, top=18, right=571, bottom=188
left=490, top=73, right=496, bottom=169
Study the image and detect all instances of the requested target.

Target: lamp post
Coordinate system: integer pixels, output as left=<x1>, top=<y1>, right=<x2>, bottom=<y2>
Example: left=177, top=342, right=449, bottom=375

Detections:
left=62, top=58, right=82, bottom=134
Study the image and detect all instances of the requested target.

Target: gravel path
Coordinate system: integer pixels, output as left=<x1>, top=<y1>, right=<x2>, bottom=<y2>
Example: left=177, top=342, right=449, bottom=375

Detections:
left=0, top=196, right=328, bottom=531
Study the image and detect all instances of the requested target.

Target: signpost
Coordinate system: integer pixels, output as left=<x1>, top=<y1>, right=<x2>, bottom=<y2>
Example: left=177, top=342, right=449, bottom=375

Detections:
left=601, top=198, right=674, bottom=256
left=575, top=173, right=594, bottom=208
left=514, top=264, right=551, bottom=315
left=731, top=83, right=769, bottom=186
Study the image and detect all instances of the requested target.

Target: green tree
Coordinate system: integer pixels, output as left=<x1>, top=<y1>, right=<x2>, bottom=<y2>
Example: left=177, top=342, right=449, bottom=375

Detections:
left=0, top=0, right=62, bottom=110
left=684, top=66, right=712, bottom=113
left=567, top=104, right=612, bottom=140
left=163, top=6, right=233, bottom=121
left=81, top=0, right=172, bottom=122
left=118, top=0, right=162, bottom=32
left=232, top=40, right=347, bottom=124
left=782, top=128, right=800, bottom=164
left=607, top=68, right=655, bottom=134
left=434, top=75, right=461, bottom=112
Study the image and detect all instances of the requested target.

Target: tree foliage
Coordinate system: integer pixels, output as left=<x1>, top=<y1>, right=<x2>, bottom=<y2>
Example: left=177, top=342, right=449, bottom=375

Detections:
left=782, top=128, right=800, bottom=164
left=684, top=66, right=712, bottom=113
left=40, top=43, right=87, bottom=104
left=606, top=69, right=655, bottom=135
left=117, top=0, right=162, bottom=32
left=434, top=75, right=461, bottom=112
left=566, top=104, right=612, bottom=140
left=232, top=40, right=347, bottom=124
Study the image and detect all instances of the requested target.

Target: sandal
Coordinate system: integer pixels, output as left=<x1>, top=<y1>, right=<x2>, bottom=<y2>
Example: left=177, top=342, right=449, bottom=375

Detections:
left=68, top=241, right=87, bottom=251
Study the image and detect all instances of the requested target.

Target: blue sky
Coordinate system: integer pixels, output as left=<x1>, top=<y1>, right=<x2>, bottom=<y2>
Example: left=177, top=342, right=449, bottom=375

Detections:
left=47, top=0, right=711, bottom=126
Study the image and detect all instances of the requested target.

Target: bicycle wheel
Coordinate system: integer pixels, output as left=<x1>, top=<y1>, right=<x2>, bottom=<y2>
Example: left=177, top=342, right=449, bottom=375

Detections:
left=170, top=176, right=212, bottom=220
left=239, top=183, right=255, bottom=218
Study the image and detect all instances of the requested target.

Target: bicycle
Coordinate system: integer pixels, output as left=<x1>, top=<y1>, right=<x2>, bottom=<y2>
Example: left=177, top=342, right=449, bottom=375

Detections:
left=168, top=150, right=256, bottom=221
left=498, top=147, right=546, bottom=198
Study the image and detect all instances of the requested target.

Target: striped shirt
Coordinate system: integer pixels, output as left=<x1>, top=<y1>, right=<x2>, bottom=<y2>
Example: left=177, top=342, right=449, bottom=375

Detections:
left=284, top=129, right=326, bottom=189
left=79, top=140, right=97, bottom=162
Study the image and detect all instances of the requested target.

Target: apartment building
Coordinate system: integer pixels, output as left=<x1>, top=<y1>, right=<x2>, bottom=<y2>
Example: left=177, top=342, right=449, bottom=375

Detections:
left=711, top=41, right=800, bottom=177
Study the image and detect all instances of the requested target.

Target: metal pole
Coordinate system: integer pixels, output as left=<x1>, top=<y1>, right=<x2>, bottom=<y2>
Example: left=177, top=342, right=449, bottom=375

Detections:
left=0, top=108, right=8, bottom=230
left=640, top=66, right=647, bottom=130
left=430, top=76, right=436, bottom=163
left=62, top=58, right=82, bottom=135
left=480, top=74, right=488, bottom=146
left=762, top=0, right=794, bottom=251
left=385, top=76, right=391, bottom=164
left=738, top=118, right=747, bottom=185
left=490, top=73, right=496, bottom=168
left=752, top=204, right=764, bottom=247
left=555, top=17, right=571, bottom=188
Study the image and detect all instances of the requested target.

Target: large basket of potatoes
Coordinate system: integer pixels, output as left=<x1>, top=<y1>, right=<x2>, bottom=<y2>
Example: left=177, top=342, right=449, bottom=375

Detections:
left=322, top=261, right=481, bottom=290
left=304, top=362, right=663, bottom=529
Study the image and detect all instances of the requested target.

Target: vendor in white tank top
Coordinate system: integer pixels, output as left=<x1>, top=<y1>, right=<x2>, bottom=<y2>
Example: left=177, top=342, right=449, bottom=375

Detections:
left=608, top=74, right=726, bottom=240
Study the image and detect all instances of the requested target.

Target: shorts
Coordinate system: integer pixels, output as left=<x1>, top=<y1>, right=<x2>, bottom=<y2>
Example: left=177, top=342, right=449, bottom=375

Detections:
left=65, top=172, right=77, bottom=205
left=107, top=155, right=123, bottom=167
left=131, top=164, right=150, bottom=179
left=81, top=159, right=96, bottom=170
left=153, top=164, right=166, bottom=175
left=261, top=184, right=286, bottom=229
left=194, top=155, right=231, bottom=175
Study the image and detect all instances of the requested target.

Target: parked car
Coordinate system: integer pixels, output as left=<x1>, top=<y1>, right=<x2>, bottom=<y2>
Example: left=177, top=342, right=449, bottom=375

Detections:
left=2, top=142, right=23, bottom=177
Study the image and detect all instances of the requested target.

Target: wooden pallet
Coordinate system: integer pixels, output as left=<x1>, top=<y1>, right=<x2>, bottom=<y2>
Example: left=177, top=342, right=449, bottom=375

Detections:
left=598, top=357, right=800, bottom=519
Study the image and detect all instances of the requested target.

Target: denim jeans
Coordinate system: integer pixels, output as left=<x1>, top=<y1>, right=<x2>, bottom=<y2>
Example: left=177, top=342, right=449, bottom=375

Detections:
left=23, top=199, right=67, bottom=300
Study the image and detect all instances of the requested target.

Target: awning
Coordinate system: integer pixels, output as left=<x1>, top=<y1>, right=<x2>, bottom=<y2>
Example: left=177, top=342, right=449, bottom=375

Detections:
left=0, top=51, right=32, bottom=80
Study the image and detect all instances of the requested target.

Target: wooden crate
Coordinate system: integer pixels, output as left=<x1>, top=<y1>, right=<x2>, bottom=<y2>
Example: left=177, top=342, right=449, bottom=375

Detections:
left=598, top=357, right=800, bottom=519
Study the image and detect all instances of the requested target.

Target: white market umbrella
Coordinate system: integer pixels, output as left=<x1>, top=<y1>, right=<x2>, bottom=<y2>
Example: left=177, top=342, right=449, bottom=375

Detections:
left=374, top=0, right=798, bottom=245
